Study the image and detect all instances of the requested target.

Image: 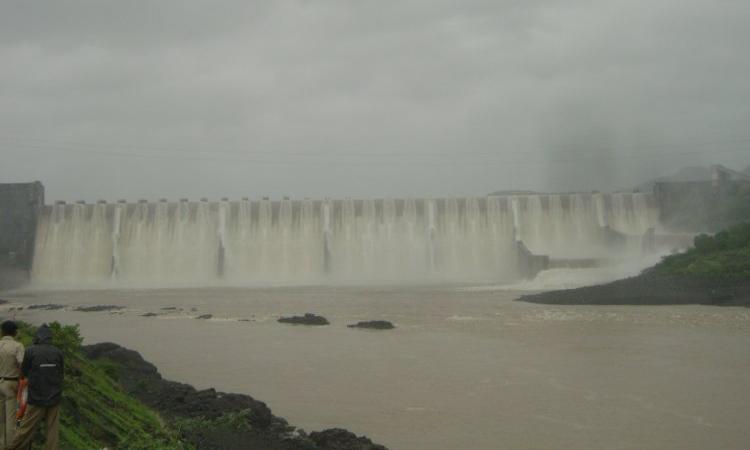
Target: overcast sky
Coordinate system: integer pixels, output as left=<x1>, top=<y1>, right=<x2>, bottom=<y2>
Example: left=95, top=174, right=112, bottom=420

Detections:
left=1, top=0, right=748, bottom=202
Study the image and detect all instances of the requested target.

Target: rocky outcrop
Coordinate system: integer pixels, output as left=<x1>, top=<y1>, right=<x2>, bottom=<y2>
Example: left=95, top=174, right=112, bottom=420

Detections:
left=82, top=343, right=388, bottom=450
left=74, top=305, right=125, bottom=312
left=278, top=313, right=329, bottom=326
left=83, top=343, right=273, bottom=424
left=347, top=321, right=395, bottom=330
left=28, top=304, right=65, bottom=310
left=309, top=428, right=388, bottom=450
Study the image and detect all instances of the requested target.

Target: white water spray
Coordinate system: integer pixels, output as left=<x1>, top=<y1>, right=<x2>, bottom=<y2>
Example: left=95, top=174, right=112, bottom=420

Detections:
left=30, top=193, right=660, bottom=287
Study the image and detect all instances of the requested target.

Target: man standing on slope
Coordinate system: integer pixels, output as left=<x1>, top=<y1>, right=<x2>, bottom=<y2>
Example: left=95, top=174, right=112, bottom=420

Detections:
left=8, top=324, right=64, bottom=450
left=0, top=321, right=24, bottom=448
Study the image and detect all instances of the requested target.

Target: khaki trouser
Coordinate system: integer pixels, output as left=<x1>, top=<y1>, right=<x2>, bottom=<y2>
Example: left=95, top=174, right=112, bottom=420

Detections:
left=6, top=403, right=59, bottom=450
left=0, top=379, right=18, bottom=449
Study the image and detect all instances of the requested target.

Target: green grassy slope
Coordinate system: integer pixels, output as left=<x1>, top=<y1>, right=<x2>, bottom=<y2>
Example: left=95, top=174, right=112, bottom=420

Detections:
left=14, top=322, right=187, bottom=450
left=655, top=222, right=750, bottom=279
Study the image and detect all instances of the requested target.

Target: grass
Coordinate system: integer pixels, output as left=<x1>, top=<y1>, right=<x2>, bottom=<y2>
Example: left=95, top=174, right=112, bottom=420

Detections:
left=12, top=322, right=188, bottom=450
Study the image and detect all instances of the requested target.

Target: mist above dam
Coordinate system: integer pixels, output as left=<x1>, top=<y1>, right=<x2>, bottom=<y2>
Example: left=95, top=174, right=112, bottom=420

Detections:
left=30, top=192, right=659, bottom=288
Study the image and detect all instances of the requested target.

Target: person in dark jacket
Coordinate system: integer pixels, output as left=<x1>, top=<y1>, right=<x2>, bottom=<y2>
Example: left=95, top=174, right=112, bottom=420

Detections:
left=7, top=324, right=64, bottom=450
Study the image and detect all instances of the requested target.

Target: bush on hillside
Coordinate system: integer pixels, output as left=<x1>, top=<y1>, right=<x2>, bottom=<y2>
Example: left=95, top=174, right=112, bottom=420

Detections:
left=655, top=222, right=750, bottom=279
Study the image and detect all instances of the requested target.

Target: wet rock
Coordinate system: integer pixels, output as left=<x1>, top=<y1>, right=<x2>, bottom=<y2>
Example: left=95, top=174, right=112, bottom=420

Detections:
left=519, top=273, right=750, bottom=307
left=278, top=313, right=329, bottom=326
left=75, top=305, right=125, bottom=313
left=141, top=312, right=159, bottom=317
left=82, top=342, right=388, bottom=450
left=347, top=320, right=395, bottom=330
left=309, top=428, right=388, bottom=450
left=196, top=314, right=213, bottom=320
left=28, top=304, right=66, bottom=311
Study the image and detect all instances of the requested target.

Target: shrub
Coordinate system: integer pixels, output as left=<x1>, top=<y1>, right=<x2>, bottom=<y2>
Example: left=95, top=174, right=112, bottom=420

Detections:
left=656, top=222, right=750, bottom=279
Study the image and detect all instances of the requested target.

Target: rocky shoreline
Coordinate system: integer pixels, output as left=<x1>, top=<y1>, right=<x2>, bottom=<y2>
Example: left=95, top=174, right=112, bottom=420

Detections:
left=518, top=272, right=750, bottom=307
left=83, top=342, right=388, bottom=450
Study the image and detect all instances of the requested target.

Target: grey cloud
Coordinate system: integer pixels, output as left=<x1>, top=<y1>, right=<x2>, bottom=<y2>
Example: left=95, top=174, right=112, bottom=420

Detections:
left=1, top=0, right=748, bottom=201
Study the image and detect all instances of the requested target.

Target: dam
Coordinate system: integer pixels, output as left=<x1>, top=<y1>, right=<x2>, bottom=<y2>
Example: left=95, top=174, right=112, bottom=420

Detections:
left=29, top=192, right=660, bottom=287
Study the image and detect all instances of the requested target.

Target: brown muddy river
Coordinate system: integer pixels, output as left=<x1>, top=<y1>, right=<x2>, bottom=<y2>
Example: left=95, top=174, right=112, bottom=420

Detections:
left=4, top=286, right=750, bottom=450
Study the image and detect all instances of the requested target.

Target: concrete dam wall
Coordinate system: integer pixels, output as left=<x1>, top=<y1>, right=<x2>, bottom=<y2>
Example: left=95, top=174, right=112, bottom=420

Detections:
left=30, top=193, right=659, bottom=287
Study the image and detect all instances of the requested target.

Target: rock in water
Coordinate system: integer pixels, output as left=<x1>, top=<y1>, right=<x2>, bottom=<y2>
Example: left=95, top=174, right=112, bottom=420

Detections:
left=347, top=320, right=395, bottom=330
left=28, top=304, right=66, bottom=311
left=310, top=428, right=389, bottom=450
left=75, top=305, right=125, bottom=312
left=278, top=313, right=330, bottom=326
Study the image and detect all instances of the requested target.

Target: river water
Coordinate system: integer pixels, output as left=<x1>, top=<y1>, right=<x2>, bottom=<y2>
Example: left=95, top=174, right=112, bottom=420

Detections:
left=3, top=286, right=749, bottom=450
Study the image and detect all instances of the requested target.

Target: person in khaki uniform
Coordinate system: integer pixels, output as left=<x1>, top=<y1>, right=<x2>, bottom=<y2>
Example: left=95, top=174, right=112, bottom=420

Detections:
left=7, top=324, right=63, bottom=450
left=0, top=321, right=24, bottom=449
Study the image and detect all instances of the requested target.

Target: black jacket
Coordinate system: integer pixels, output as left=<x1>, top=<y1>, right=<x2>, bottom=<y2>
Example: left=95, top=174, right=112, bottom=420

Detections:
left=21, top=325, right=64, bottom=406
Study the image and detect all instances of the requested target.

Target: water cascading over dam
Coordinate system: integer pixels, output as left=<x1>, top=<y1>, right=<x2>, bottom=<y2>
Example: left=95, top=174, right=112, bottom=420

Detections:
left=30, top=193, right=659, bottom=287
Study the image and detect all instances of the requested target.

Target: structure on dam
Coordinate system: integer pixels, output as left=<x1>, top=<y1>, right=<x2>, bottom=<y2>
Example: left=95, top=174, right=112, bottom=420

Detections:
left=0, top=182, right=44, bottom=288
